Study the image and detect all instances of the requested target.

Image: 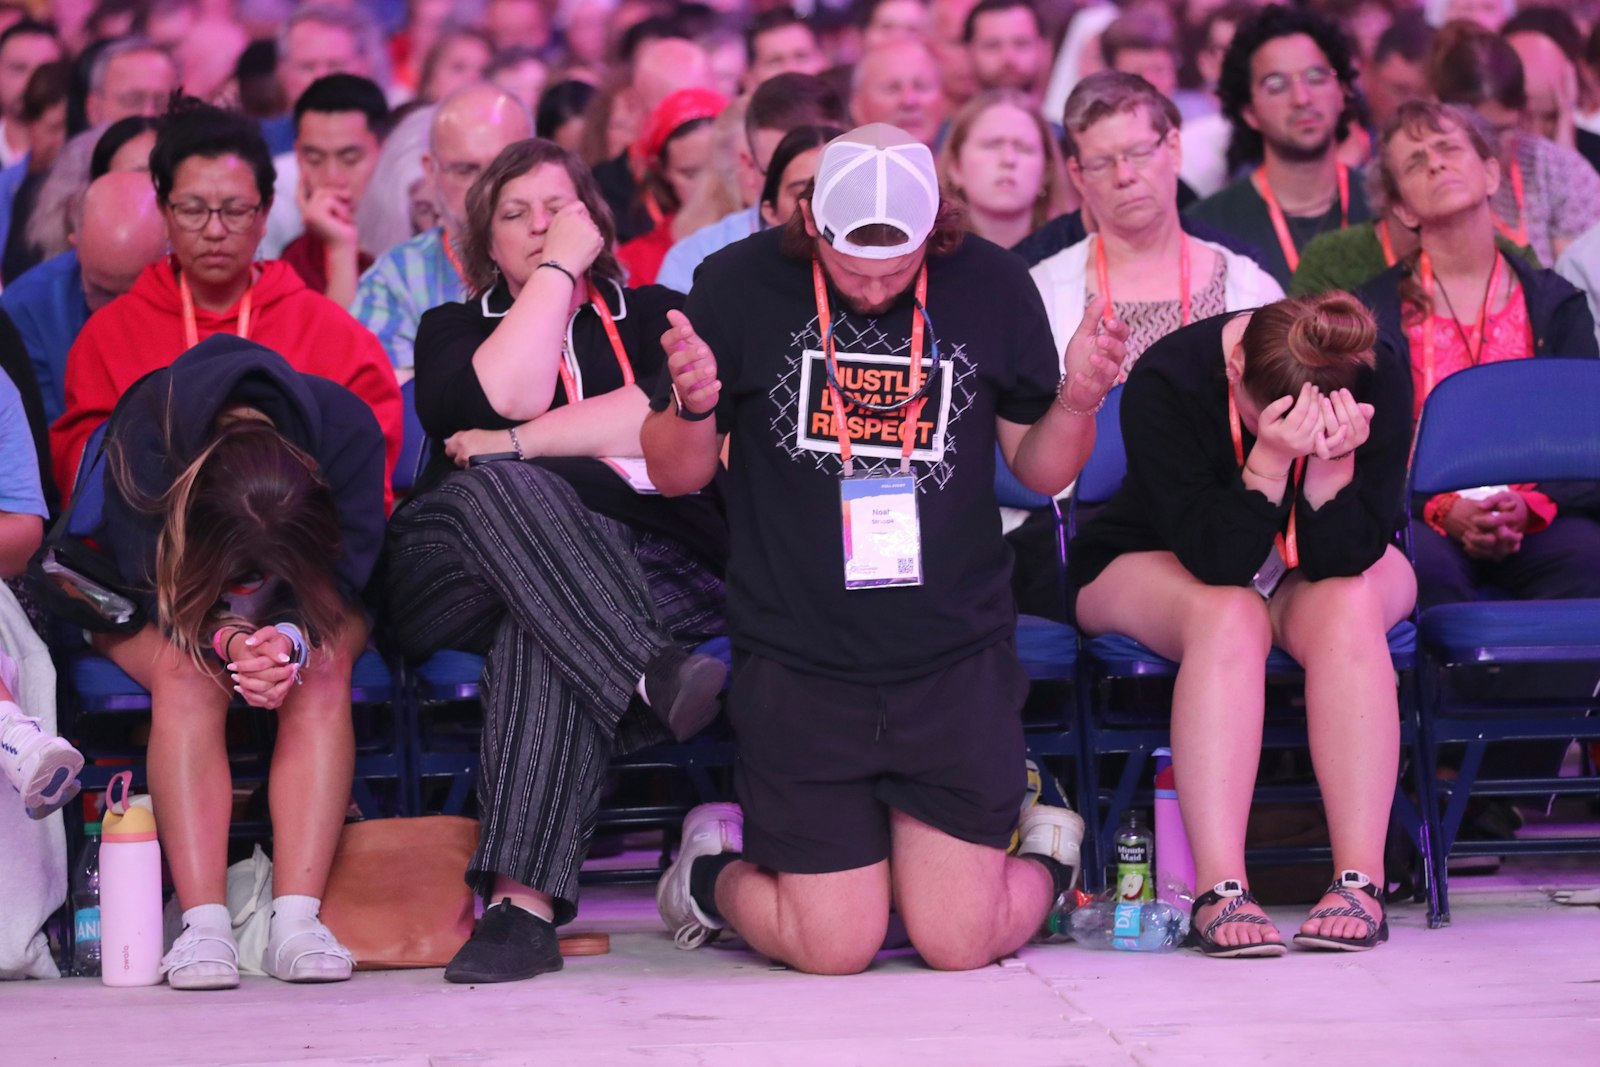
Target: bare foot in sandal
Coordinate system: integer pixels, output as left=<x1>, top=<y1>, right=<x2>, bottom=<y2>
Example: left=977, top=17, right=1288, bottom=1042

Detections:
left=1295, top=870, right=1388, bottom=951
left=1188, top=879, right=1286, bottom=958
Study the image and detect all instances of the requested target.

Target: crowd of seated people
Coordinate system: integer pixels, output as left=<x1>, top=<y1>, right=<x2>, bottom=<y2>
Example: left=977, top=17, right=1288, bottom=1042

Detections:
left=2, top=0, right=1600, bottom=989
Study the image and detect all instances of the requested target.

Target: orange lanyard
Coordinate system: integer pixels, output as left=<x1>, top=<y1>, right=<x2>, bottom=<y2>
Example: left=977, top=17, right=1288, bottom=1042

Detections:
left=1253, top=163, right=1349, bottom=274
left=812, top=258, right=928, bottom=476
left=1492, top=157, right=1528, bottom=248
left=442, top=229, right=466, bottom=282
left=179, top=268, right=254, bottom=350
left=557, top=283, right=637, bottom=402
left=1377, top=219, right=1396, bottom=267
left=1228, top=381, right=1301, bottom=569
left=1418, top=250, right=1505, bottom=398
left=1094, top=233, right=1190, bottom=325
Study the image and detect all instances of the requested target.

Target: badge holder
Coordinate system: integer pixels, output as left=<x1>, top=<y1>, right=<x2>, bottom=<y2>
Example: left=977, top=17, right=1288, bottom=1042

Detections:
left=841, top=474, right=923, bottom=589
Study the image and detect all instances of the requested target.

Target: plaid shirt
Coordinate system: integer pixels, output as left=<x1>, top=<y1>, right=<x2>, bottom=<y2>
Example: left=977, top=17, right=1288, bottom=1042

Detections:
left=351, top=227, right=466, bottom=370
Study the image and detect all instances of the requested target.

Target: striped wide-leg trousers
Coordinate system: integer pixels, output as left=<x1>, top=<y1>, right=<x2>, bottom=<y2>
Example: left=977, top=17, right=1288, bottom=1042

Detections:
left=386, top=461, right=723, bottom=924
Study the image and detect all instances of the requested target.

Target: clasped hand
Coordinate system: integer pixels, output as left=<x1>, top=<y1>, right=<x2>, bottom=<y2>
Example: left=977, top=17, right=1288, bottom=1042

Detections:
left=227, top=627, right=299, bottom=710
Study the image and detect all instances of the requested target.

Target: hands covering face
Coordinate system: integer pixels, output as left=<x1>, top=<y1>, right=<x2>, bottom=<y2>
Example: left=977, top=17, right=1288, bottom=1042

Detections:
left=1255, top=383, right=1375, bottom=466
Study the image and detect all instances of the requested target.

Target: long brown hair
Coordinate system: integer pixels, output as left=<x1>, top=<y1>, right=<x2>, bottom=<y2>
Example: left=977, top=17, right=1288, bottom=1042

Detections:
left=110, top=415, right=348, bottom=670
left=459, top=137, right=624, bottom=298
left=1240, top=292, right=1377, bottom=406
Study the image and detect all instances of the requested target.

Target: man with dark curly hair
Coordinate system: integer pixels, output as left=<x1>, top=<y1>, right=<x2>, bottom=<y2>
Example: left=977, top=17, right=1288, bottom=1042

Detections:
left=1185, top=4, right=1370, bottom=288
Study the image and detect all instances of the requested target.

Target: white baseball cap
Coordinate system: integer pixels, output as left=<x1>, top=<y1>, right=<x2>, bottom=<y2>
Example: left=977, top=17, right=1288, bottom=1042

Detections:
left=811, top=123, right=940, bottom=261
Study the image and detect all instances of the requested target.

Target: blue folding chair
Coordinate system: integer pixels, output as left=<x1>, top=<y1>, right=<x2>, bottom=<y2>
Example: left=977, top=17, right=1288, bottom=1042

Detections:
left=1408, top=359, right=1600, bottom=927
left=1067, top=387, right=1428, bottom=894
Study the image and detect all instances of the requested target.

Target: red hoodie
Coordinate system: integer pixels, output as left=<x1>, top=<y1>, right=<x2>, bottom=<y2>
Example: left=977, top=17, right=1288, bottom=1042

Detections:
left=51, top=258, right=402, bottom=509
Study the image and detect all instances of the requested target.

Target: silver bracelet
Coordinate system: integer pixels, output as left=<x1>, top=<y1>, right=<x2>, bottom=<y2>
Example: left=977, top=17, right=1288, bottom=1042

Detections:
left=508, top=426, right=525, bottom=460
left=1055, top=377, right=1107, bottom=417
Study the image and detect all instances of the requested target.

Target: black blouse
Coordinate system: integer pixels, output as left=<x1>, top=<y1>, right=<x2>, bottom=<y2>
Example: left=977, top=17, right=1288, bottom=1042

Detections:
left=1068, top=312, right=1414, bottom=595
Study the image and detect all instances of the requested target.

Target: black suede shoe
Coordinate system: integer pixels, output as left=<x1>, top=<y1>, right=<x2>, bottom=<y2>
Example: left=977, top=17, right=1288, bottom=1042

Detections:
left=443, top=899, right=563, bottom=984
left=643, top=648, right=726, bottom=741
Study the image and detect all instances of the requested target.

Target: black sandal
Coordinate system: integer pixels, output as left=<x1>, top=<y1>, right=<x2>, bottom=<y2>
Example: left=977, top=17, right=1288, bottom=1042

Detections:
left=1186, top=879, right=1287, bottom=958
left=1293, top=870, right=1389, bottom=951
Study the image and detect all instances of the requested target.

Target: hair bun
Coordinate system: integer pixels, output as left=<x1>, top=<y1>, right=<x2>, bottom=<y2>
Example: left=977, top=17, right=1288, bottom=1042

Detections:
left=1285, top=291, right=1377, bottom=369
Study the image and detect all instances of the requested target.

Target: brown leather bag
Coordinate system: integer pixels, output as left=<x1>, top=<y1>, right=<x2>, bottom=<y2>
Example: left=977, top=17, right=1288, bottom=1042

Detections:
left=320, top=816, right=479, bottom=969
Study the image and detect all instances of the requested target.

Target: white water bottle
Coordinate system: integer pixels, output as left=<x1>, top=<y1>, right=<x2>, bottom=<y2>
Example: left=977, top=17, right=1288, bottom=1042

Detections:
left=99, top=772, right=164, bottom=987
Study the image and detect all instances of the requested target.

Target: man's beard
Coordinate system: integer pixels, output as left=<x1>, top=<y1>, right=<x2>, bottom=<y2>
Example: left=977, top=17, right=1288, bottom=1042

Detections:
left=1266, top=124, right=1337, bottom=165
left=817, top=253, right=924, bottom=317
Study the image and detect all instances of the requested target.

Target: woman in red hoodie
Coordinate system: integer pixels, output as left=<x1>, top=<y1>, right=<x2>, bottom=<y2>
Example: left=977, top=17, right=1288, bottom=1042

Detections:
left=49, top=100, right=402, bottom=502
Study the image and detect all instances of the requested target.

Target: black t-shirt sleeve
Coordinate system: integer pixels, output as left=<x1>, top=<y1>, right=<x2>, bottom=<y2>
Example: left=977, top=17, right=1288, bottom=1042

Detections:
left=1292, top=344, right=1412, bottom=580
left=413, top=301, right=512, bottom=439
left=994, top=255, right=1061, bottom=425
left=1122, top=359, right=1288, bottom=586
left=623, top=284, right=685, bottom=395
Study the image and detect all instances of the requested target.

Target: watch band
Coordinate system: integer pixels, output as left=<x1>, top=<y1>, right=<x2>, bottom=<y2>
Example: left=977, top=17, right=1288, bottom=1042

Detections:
left=672, top=382, right=716, bottom=422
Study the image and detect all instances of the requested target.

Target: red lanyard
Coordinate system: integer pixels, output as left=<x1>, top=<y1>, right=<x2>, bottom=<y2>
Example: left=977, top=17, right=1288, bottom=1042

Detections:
left=1418, top=250, right=1505, bottom=398
left=1228, top=379, right=1301, bottom=569
left=1094, top=232, right=1190, bottom=325
left=812, top=258, right=928, bottom=476
left=179, top=267, right=254, bottom=350
left=557, top=282, right=637, bottom=402
left=1377, top=218, right=1396, bottom=267
left=1493, top=156, right=1528, bottom=248
left=1252, top=163, right=1349, bottom=274
left=442, top=229, right=466, bottom=282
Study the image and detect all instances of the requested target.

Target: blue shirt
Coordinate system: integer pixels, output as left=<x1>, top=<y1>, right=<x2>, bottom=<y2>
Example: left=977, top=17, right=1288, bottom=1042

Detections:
left=0, top=371, right=44, bottom=518
left=0, top=250, right=87, bottom=425
left=350, top=228, right=466, bottom=370
left=656, top=207, right=762, bottom=294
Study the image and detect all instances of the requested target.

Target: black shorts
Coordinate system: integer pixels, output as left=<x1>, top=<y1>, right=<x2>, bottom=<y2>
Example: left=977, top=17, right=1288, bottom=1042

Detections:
left=727, top=639, right=1029, bottom=875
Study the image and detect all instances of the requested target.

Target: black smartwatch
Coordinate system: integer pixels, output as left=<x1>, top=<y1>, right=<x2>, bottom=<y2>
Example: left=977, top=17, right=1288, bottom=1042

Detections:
left=672, top=382, right=716, bottom=422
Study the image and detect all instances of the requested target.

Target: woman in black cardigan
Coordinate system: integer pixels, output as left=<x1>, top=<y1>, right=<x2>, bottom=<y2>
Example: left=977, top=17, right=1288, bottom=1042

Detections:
left=1070, top=293, right=1416, bottom=957
left=91, top=335, right=388, bottom=990
left=386, top=138, right=725, bottom=985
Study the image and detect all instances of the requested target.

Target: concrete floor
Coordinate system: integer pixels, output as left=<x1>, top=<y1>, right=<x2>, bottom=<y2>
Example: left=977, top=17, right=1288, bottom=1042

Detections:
left=5, top=851, right=1599, bottom=1067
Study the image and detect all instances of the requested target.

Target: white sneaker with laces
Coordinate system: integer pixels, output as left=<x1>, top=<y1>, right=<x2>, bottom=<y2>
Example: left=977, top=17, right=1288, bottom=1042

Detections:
left=657, top=802, right=742, bottom=949
left=1016, top=804, right=1085, bottom=891
left=262, top=916, right=355, bottom=983
left=0, top=702, right=84, bottom=820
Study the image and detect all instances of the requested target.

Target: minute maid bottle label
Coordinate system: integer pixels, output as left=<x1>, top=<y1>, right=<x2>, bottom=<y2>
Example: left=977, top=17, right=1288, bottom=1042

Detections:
left=75, top=906, right=100, bottom=942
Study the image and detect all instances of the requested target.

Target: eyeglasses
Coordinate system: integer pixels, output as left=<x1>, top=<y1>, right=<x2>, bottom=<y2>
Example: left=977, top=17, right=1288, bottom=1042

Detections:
left=166, top=199, right=264, bottom=233
left=1075, top=136, right=1168, bottom=180
left=1257, top=66, right=1335, bottom=98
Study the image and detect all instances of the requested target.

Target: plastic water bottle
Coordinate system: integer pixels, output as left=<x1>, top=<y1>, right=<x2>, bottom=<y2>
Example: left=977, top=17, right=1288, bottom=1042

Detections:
left=1153, top=748, right=1196, bottom=907
left=1068, top=899, right=1190, bottom=952
left=71, top=823, right=102, bottom=977
left=99, top=773, right=163, bottom=987
left=1114, top=810, right=1154, bottom=902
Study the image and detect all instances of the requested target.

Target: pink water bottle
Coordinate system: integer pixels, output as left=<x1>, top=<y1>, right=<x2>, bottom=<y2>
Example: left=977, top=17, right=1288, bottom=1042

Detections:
left=1153, top=747, right=1195, bottom=905
left=99, top=771, right=164, bottom=987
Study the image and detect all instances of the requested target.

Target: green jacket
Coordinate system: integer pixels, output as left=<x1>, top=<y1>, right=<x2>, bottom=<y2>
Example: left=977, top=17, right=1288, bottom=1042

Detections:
left=1289, top=222, right=1539, bottom=297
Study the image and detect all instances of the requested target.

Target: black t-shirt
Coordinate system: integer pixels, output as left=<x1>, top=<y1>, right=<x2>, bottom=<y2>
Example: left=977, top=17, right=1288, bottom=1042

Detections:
left=651, top=228, right=1060, bottom=683
left=411, top=278, right=727, bottom=566
left=1185, top=173, right=1372, bottom=289
left=1068, top=312, right=1413, bottom=597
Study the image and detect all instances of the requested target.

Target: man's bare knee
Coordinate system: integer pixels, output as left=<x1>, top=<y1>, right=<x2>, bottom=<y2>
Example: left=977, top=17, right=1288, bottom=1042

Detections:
left=912, top=931, right=1000, bottom=972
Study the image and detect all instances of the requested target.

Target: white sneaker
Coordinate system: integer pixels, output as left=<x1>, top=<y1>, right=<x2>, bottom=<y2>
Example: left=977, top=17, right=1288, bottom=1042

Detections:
left=162, top=923, right=241, bottom=991
left=657, top=802, right=742, bottom=949
left=0, top=703, right=84, bottom=820
left=263, top=916, right=355, bottom=983
left=1016, top=804, right=1085, bottom=892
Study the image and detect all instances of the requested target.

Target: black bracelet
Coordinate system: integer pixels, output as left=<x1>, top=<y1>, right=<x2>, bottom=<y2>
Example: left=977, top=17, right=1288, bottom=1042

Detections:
left=537, top=260, right=578, bottom=288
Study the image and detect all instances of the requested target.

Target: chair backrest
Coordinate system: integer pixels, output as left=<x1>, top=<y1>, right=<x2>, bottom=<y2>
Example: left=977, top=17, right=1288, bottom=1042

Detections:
left=993, top=444, right=1053, bottom=509
left=394, top=377, right=427, bottom=493
left=1410, top=359, right=1600, bottom=495
left=66, top=421, right=110, bottom=538
left=1072, top=384, right=1126, bottom=506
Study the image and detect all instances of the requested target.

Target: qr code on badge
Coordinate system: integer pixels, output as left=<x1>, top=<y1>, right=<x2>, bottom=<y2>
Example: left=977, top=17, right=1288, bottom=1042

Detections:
left=897, top=558, right=915, bottom=576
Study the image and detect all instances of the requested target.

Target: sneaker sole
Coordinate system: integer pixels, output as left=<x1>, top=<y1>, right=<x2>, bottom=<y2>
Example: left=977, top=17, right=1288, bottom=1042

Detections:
left=444, top=955, right=563, bottom=984
left=656, top=803, right=742, bottom=942
left=20, top=742, right=84, bottom=819
left=664, top=659, right=727, bottom=742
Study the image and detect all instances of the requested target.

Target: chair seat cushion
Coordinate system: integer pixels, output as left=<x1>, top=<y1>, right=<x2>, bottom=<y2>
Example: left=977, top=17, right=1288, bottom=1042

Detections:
left=1016, top=614, right=1076, bottom=680
left=1419, top=599, right=1600, bottom=664
left=1087, top=622, right=1416, bottom=675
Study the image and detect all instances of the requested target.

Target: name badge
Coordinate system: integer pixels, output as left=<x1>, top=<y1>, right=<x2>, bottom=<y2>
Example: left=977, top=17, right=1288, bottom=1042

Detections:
left=1251, top=543, right=1288, bottom=600
left=840, top=474, right=923, bottom=589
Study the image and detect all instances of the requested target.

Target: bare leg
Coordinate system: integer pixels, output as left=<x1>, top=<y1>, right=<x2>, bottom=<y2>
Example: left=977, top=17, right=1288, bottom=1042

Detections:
left=715, top=860, right=891, bottom=975
left=890, top=810, right=1055, bottom=970
left=1272, top=545, right=1416, bottom=940
left=1077, top=552, right=1279, bottom=948
left=489, top=875, right=557, bottom=922
left=95, top=626, right=232, bottom=910
left=267, top=612, right=367, bottom=899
